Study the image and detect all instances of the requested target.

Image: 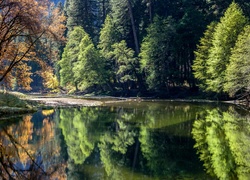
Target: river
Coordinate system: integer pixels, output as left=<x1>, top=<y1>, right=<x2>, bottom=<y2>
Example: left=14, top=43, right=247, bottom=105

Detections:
left=0, top=100, right=249, bottom=179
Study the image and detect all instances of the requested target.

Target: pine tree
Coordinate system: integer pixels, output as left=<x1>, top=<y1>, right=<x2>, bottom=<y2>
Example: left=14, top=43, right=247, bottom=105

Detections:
left=66, top=0, right=99, bottom=40
left=98, top=15, right=121, bottom=58
left=224, top=25, right=250, bottom=96
left=110, top=0, right=140, bottom=54
left=73, top=32, right=107, bottom=90
left=58, top=27, right=86, bottom=91
left=98, top=15, right=121, bottom=90
left=139, top=16, right=176, bottom=90
left=193, top=22, right=217, bottom=90
left=110, top=40, right=137, bottom=90
left=206, top=2, right=248, bottom=93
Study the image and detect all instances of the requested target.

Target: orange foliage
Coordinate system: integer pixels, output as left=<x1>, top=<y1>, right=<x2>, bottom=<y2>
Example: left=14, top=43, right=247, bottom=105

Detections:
left=0, top=114, right=67, bottom=179
left=6, top=115, right=34, bottom=162
left=48, top=3, right=67, bottom=41
left=39, top=118, right=55, bottom=143
left=0, top=0, right=66, bottom=90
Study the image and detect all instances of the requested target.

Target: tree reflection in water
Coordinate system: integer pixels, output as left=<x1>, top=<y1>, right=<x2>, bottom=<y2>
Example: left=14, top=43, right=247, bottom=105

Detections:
left=59, top=103, right=205, bottom=179
left=192, top=107, right=250, bottom=180
left=0, top=110, right=67, bottom=180
left=98, top=119, right=136, bottom=179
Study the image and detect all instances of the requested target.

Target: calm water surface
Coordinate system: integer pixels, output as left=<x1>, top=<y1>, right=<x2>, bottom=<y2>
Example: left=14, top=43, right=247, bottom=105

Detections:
left=1, top=101, right=250, bottom=179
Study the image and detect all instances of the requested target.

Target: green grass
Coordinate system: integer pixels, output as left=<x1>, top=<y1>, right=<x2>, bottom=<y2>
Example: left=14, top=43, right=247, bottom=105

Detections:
left=0, top=92, right=28, bottom=108
left=0, top=91, right=37, bottom=115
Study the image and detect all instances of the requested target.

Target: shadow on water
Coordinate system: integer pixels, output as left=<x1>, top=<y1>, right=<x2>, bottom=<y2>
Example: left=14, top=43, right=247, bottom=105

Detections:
left=1, top=101, right=250, bottom=179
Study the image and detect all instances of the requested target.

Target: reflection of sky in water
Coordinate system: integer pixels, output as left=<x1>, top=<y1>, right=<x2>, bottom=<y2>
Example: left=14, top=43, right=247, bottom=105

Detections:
left=0, top=110, right=67, bottom=179
left=0, top=101, right=248, bottom=179
left=14, top=153, right=42, bottom=171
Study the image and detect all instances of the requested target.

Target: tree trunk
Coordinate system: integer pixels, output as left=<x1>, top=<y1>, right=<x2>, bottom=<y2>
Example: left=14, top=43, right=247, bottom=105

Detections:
left=148, top=0, right=153, bottom=23
left=127, top=0, right=140, bottom=55
left=101, top=0, right=107, bottom=23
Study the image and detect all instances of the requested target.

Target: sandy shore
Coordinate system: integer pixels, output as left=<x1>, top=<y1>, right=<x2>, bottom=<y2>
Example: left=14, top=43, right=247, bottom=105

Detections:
left=28, top=97, right=103, bottom=107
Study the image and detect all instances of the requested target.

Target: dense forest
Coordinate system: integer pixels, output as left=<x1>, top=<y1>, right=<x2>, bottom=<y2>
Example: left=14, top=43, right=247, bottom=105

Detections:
left=1, top=0, right=250, bottom=99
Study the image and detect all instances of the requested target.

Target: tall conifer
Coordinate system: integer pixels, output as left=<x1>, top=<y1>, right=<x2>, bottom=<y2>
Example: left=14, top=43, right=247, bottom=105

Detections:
left=206, top=2, right=248, bottom=93
left=224, top=25, right=250, bottom=96
left=58, top=27, right=86, bottom=91
left=66, top=0, right=100, bottom=40
left=193, top=22, right=217, bottom=90
left=73, top=32, right=107, bottom=90
left=139, top=16, right=176, bottom=90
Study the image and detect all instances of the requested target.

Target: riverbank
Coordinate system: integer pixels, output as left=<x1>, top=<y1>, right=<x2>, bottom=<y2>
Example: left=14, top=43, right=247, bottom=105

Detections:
left=0, top=91, right=244, bottom=117
left=28, top=96, right=103, bottom=107
left=0, top=91, right=38, bottom=116
left=0, top=92, right=120, bottom=116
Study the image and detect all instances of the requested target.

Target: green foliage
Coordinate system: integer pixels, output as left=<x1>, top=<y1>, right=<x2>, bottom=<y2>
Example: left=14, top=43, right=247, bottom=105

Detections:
left=98, top=15, right=122, bottom=89
left=139, top=16, right=176, bottom=90
left=98, top=15, right=121, bottom=58
left=98, top=119, right=136, bottom=179
left=224, top=25, right=250, bottom=96
left=98, top=134, right=122, bottom=179
left=193, top=22, right=217, bottom=90
left=59, top=26, right=107, bottom=92
left=99, top=119, right=136, bottom=155
left=73, top=32, right=107, bottom=90
left=99, top=16, right=139, bottom=90
left=223, top=110, right=250, bottom=179
left=0, top=92, right=28, bottom=108
left=58, top=27, right=86, bottom=91
left=192, top=108, right=250, bottom=179
left=139, top=126, right=157, bottom=170
left=66, top=0, right=99, bottom=39
left=59, top=108, right=97, bottom=164
left=111, top=120, right=136, bottom=154
left=206, top=2, right=248, bottom=93
left=110, top=40, right=138, bottom=83
left=58, top=0, right=250, bottom=97
left=109, top=0, right=130, bottom=37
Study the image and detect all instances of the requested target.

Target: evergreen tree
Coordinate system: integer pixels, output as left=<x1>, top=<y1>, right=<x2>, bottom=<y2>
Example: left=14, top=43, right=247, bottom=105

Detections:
left=110, top=0, right=140, bottom=54
left=99, top=16, right=141, bottom=92
left=98, top=15, right=121, bottom=58
left=98, top=15, right=121, bottom=90
left=224, top=25, right=250, bottom=96
left=174, top=5, right=206, bottom=88
left=97, top=0, right=111, bottom=24
left=58, top=26, right=86, bottom=91
left=73, top=32, right=107, bottom=90
left=206, top=2, right=248, bottom=93
left=110, top=0, right=130, bottom=35
left=193, top=22, right=217, bottom=90
left=139, top=16, right=176, bottom=91
left=58, top=0, right=250, bottom=97
left=66, top=0, right=100, bottom=40
left=110, top=40, right=138, bottom=90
